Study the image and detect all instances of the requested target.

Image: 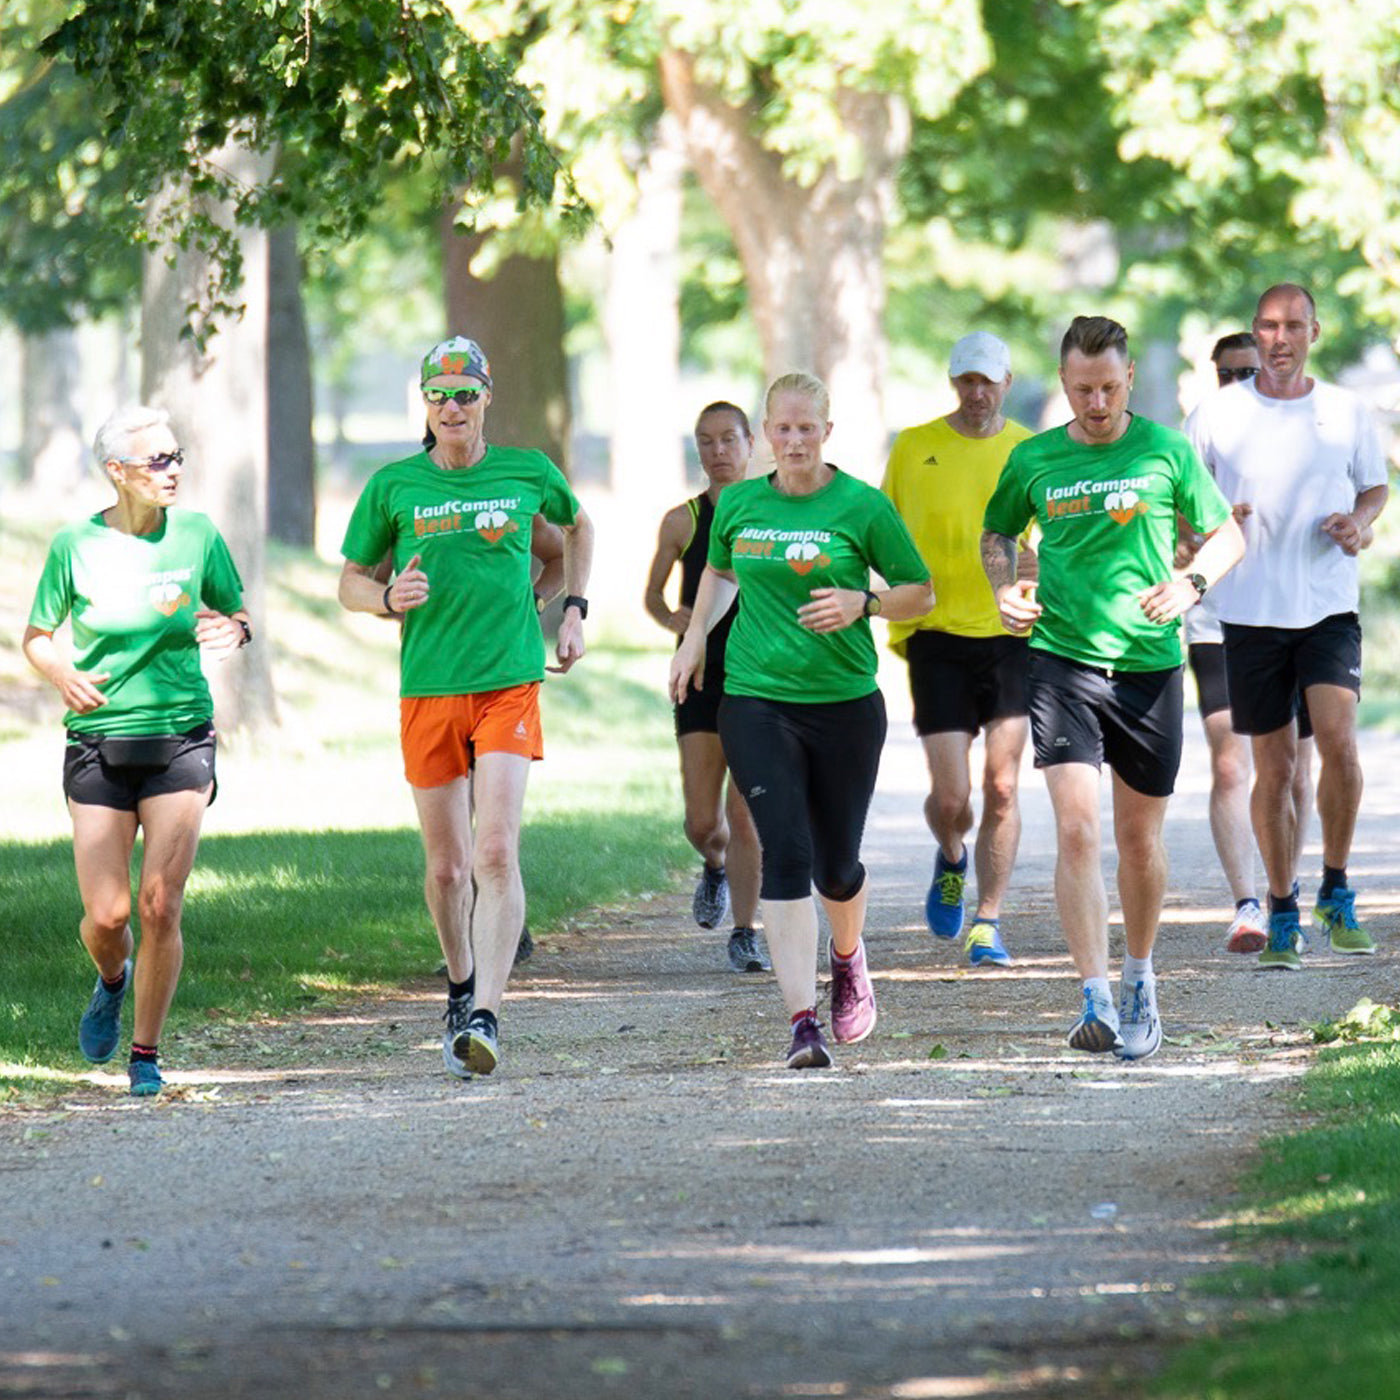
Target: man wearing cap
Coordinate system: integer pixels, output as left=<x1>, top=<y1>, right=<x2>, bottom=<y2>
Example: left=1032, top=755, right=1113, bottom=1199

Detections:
left=882, top=331, right=1035, bottom=968
left=338, top=336, right=595, bottom=1080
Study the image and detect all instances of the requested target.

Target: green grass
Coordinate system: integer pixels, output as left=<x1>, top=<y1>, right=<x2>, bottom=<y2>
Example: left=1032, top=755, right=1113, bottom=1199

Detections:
left=1155, top=1033, right=1400, bottom=1398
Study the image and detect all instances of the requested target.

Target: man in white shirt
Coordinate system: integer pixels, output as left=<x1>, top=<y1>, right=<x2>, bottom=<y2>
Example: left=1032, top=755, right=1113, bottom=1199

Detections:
left=1186, top=283, right=1389, bottom=968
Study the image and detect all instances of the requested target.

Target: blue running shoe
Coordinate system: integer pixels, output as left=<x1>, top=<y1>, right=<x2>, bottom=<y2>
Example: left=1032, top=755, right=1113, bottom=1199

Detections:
left=965, top=919, right=1012, bottom=967
left=128, top=1059, right=163, bottom=1097
left=925, top=850, right=967, bottom=939
left=79, top=959, right=130, bottom=1064
left=1314, top=886, right=1375, bottom=955
left=1259, top=909, right=1303, bottom=970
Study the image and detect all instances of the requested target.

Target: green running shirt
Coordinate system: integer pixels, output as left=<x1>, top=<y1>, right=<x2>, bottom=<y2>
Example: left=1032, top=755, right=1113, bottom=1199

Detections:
left=28, top=509, right=245, bottom=736
left=341, top=446, right=580, bottom=697
left=708, top=468, right=930, bottom=704
left=982, top=415, right=1230, bottom=672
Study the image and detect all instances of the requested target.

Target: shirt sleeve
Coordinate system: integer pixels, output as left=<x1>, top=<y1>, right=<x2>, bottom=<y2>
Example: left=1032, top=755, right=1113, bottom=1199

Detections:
left=201, top=523, right=246, bottom=615
left=341, top=471, right=394, bottom=567
left=707, top=490, right=735, bottom=572
left=1174, top=442, right=1232, bottom=535
left=1350, top=398, right=1390, bottom=493
left=982, top=449, right=1033, bottom=539
left=539, top=459, right=581, bottom=527
left=27, top=534, right=74, bottom=632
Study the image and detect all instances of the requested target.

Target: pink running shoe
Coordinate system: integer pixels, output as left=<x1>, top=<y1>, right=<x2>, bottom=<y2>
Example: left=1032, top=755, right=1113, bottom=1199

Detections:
left=829, top=938, right=877, bottom=1045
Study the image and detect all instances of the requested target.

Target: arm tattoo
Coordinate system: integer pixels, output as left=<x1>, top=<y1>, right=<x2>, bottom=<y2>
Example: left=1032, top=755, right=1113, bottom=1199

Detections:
left=980, top=531, right=1018, bottom=592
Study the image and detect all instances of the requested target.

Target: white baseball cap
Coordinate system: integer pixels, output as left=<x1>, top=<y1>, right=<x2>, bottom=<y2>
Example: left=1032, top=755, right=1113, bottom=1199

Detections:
left=949, top=331, right=1011, bottom=380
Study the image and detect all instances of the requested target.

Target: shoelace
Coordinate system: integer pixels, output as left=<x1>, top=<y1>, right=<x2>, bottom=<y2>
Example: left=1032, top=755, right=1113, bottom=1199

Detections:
left=831, top=964, right=860, bottom=1015
left=937, top=870, right=964, bottom=905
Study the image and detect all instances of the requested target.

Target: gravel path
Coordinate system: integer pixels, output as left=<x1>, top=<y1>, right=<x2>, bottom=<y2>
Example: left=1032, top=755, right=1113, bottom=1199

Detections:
left=3, top=720, right=1399, bottom=1400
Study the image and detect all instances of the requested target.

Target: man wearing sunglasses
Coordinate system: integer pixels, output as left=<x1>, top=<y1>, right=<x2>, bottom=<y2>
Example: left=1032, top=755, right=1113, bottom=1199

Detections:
left=1187, top=285, right=1389, bottom=968
left=339, top=336, right=595, bottom=1080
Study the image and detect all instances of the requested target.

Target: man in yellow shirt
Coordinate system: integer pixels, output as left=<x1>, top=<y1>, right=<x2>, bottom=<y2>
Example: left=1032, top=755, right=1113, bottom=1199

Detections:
left=883, top=332, right=1035, bottom=966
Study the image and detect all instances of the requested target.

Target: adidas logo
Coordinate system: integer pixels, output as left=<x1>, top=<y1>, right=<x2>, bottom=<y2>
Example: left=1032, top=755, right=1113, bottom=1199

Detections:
left=923, top=454, right=939, bottom=465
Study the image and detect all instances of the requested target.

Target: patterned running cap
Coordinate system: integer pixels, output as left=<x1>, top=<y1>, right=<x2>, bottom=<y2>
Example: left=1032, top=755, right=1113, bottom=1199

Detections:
left=421, top=336, right=492, bottom=387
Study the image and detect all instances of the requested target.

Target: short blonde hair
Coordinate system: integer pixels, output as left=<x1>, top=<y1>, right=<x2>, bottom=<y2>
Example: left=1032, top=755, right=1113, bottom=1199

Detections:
left=764, top=372, right=829, bottom=422
left=94, top=405, right=171, bottom=467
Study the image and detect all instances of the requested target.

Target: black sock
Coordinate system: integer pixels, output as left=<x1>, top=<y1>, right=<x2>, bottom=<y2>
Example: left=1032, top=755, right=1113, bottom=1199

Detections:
left=1236, top=897, right=1258, bottom=912
left=1269, top=891, right=1299, bottom=917
left=1320, top=865, right=1348, bottom=899
left=130, top=1043, right=158, bottom=1064
left=448, top=973, right=475, bottom=1003
left=467, top=1008, right=497, bottom=1036
left=101, top=968, right=127, bottom=992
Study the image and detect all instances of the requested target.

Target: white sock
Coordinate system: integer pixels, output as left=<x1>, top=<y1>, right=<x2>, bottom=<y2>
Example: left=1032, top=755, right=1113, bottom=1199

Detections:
left=1083, top=976, right=1113, bottom=1008
left=1122, top=953, right=1154, bottom=986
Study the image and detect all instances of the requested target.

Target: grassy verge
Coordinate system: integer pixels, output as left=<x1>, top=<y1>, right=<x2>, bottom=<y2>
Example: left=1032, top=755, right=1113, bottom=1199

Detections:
left=1155, top=1008, right=1400, bottom=1399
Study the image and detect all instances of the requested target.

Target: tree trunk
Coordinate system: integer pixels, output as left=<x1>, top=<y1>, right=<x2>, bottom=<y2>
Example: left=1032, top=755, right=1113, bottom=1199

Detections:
left=604, top=115, right=685, bottom=515
left=659, top=50, right=908, bottom=480
left=440, top=208, right=571, bottom=472
left=141, top=143, right=278, bottom=736
left=266, top=223, right=316, bottom=548
left=19, top=327, right=85, bottom=492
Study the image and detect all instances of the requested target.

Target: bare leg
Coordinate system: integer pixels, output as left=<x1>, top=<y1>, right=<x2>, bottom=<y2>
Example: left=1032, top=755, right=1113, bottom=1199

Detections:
left=1044, top=764, right=1109, bottom=980
left=412, top=777, right=475, bottom=983
left=1110, top=773, right=1170, bottom=961
left=763, top=897, right=819, bottom=1017
left=921, top=731, right=973, bottom=864
left=1305, top=685, right=1362, bottom=873
left=1292, top=734, right=1315, bottom=874
left=821, top=876, right=868, bottom=958
left=1250, top=724, right=1300, bottom=900
left=69, top=801, right=139, bottom=981
left=973, top=716, right=1028, bottom=920
left=678, top=732, right=730, bottom=869
left=462, top=753, right=531, bottom=1014
left=1201, top=710, right=1256, bottom=903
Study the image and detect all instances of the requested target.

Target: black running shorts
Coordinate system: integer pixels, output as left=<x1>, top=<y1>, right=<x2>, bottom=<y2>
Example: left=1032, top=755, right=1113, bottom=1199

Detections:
left=905, top=630, right=1029, bottom=737
left=1221, top=612, right=1360, bottom=736
left=63, top=723, right=217, bottom=812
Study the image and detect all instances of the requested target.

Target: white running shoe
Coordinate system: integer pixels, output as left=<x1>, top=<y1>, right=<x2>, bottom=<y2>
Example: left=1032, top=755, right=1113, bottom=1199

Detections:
left=1225, top=900, right=1268, bottom=954
left=1115, top=977, right=1162, bottom=1061
left=1067, top=984, right=1123, bottom=1053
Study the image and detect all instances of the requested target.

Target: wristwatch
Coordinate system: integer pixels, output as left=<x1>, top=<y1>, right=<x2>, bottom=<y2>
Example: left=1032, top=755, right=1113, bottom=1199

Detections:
left=563, top=594, right=589, bottom=619
left=862, top=590, right=882, bottom=618
left=1187, top=572, right=1208, bottom=601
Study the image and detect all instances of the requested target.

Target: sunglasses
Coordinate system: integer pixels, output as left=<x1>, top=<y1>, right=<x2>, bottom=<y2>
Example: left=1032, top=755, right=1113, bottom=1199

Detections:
left=116, top=449, right=184, bottom=473
left=422, top=385, right=487, bottom=406
left=1216, top=366, right=1258, bottom=384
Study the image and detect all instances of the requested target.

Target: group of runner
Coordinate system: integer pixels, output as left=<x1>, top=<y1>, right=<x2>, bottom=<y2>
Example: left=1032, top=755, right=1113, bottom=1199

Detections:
left=25, top=281, right=1389, bottom=1090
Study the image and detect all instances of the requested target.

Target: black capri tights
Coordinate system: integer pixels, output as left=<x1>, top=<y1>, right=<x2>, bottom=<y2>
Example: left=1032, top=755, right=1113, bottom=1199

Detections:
left=718, top=691, right=887, bottom=903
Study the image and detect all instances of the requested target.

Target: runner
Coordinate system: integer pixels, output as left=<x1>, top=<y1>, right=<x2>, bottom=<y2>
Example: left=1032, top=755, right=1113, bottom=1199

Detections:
left=644, top=402, right=767, bottom=972
left=23, top=405, right=250, bottom=1097
left=339, top=335, right=594, bottom=1078
left=883, top=331, right=1034, bottom=967
left=982, top=315, right=1244, bottom=1059
left=670, top=373, right=932, bottom=1069
left=1187, top=283, right=1389, bottom=968
left=1181, top=331, right=1316, bottom=952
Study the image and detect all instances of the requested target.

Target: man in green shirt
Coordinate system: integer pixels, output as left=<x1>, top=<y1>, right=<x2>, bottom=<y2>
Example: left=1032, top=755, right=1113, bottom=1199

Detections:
left=339, top=336, right=594, bottom=1081
left=981, top=316, right=1244, bottom=1060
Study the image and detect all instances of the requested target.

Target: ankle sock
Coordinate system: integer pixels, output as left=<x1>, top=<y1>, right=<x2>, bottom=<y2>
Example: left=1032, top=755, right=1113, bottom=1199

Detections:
left=1320, top=865, right=1348, bottom=899
left=791, top=1006, right=818, bottom=1026
left=101, top=969, right=127, bottom=993
left=467, top=1008, right=497, bottom=1036
left=1269, top=891, right=1300, bottom=917
left=1122, top=954, right=1154, bottom=986
left=130, top=1043, right=158, bottom=1064
left=1236, top=896, right=1259, bottom=912
left=448, top=973, right=475, bottom=1003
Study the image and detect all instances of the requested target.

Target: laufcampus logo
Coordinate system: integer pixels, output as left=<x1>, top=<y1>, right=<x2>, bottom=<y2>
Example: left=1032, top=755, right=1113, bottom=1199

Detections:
left=474, top=509, right=518, bottom=544
left=1044, top=475, right=1152, bottom=524
left=146, top=568, right=194, bottom=615
left=785, top=540, right=832, bottom=575
left=413, top=496, right=522, bottom=541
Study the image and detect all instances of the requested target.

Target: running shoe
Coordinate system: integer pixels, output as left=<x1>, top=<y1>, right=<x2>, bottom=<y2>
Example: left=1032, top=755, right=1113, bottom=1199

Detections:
left=786, top=1013, right=833, bottom=1070
left=829, top=939, right=876, bottom=1044
left=1225, top=900, right=1268, bottom=954
left=1115, top=978, right=1162, bottom=1061
left=1313, top=886, right=1375, bottom=955
left=441, top=993, right=474, bottom=1079
left=454, top=1010, right=500, bottom=1076
left=1067, top=984, right=1123, bottom=1053
left=965, top=919, right=1013, bottom=967
left=692, top=865, right=730, bottom=930
left=78, top=958, right=130, bottom=1064
left=128, top=1059, right=164, bottom=1098
left=925, top=850, right=967, bottom=939
left=1258, top=909, right=1304, bottom=971
left=727, top=927, right=770, bottom=973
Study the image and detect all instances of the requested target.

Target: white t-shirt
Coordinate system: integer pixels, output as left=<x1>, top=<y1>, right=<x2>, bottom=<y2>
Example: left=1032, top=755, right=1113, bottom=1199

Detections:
left=1185, top=378, right=1388, bottom=628
left=1182, top=590, right=1222, bottom=646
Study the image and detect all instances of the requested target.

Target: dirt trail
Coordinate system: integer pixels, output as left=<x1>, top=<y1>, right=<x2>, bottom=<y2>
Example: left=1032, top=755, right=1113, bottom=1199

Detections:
left=4, top=722, right=1399, bottom=1400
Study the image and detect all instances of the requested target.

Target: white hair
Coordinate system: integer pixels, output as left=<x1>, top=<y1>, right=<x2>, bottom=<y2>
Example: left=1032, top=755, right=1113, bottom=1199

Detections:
left=93, top=405, right=171, bottom=467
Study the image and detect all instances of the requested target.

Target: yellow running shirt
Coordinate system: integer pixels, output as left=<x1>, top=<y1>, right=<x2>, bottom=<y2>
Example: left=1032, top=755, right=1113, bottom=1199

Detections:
left=881, top=416, right=1033, bottom=651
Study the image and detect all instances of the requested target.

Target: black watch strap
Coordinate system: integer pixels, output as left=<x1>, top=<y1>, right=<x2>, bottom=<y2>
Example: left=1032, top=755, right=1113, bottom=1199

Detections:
left=563, top=594, right=589, bottom=619
left=1187, top=572, right=1208, bottom=600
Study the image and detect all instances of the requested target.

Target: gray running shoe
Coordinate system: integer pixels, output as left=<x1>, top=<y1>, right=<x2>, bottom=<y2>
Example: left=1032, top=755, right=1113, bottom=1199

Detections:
left=692, top=864, right=730, bottom=930
left=1115, top=977, right=1162, bottom=1061
left=442, top=994, right=473, bottom=1079
left=727, top=927, right=770, bottom=972
left=455, top=1010, right=500, bottom=1076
